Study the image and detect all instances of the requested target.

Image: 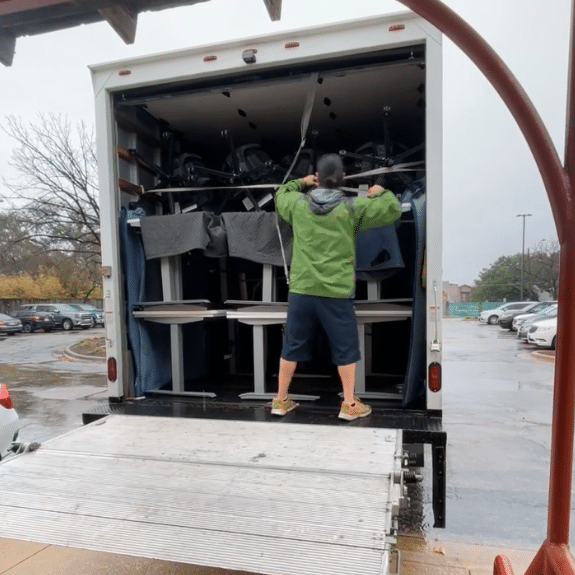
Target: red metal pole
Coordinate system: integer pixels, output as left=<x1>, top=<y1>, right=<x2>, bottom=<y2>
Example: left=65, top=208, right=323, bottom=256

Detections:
left=546, top=241, right=575, bottom=545
left=394, top=0, right=575, bottom=569
left=549, top=0, right=575, bottom=547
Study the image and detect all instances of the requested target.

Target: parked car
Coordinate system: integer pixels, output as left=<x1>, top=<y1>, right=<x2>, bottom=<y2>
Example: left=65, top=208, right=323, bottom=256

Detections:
left=69, top=304, right=104, bottom=327
left=0, top=313, right=23, bottom=336
left=15, top=304, right=92, bottom=330
left=515, top=304, right=558, bottom=338
left=10, top=307, right=55, bottom=333
left=498, top=301, right=557, bottom=330
left=478, top=302, right=536, bottom=325
left=527, top=316, right=558, bottom=349
left=0, top=385, right=19, bottom=461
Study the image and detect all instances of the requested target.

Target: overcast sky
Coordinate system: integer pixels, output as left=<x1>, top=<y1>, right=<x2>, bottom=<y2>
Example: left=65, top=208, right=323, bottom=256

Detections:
left=0, top=0, right=570, bottom=285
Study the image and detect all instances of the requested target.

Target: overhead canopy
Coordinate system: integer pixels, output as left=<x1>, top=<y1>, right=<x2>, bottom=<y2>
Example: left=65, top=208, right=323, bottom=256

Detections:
left=0, top=0, right=281, bottom=66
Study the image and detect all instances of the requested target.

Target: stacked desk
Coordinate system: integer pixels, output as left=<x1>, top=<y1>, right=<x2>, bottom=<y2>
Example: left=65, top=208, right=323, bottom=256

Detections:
left=226, top=299, right=412, bottom=400
left=132, top=300, right=226, bottom=398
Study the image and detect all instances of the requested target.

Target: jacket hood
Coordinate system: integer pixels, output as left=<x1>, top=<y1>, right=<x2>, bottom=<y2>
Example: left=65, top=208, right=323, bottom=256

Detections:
left=306, top=187, right=346, bottom=214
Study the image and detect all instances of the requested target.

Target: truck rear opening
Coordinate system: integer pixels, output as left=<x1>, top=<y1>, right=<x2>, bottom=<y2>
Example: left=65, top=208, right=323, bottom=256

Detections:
left=94, top=15, right=440, bottom=410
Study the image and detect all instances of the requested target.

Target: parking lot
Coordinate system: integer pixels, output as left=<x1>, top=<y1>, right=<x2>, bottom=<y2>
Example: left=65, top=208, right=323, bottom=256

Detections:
left=0, top=326, right=106, bottom=373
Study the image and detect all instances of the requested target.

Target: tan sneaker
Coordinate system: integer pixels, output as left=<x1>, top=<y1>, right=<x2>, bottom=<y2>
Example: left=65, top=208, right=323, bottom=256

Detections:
left=271, top=397, right=299, bottom=416
left=338, top=397, right=372, bottom=421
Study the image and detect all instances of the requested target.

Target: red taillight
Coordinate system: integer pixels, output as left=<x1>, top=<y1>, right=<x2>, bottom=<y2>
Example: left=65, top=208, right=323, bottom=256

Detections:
left=107, top=357, right=117, bottom=382
left=389, top=24, right=406, bottom=32
left=428, top=362, right=442, bottom=392
left=0, top=385, right=13, bottom=409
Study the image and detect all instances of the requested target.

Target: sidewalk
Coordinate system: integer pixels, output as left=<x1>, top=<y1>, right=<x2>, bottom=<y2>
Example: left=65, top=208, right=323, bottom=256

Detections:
left=399, top=535, right=535, bottom=574
left=1, top=534, right=537, bottom=574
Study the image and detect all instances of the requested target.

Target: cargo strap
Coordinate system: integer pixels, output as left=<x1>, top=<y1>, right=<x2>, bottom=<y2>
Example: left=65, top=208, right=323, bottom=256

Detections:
left=142, top=161, right=424, bottom=195
left=343, top=160, right=424, bottom=180
left=274, top=72, right=319, bottom=284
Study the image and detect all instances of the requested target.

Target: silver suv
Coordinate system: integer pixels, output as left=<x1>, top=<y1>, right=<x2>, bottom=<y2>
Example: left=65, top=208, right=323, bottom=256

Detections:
left=18, top=304, right=92, bottom=331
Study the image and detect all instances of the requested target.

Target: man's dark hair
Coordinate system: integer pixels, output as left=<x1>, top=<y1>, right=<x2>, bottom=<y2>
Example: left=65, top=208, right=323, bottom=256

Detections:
left=317, top=154, right=344, bottom=189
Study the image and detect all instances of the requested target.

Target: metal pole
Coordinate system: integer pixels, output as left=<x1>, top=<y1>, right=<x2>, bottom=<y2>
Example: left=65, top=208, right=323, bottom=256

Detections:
left=517, top=214, right=532, bottom=300
left=546, top=0, right=575, bottom=549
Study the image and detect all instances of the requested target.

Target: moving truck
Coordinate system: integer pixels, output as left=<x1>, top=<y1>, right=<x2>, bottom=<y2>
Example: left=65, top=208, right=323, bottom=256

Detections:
left=0, top=12, right=446, bottom=575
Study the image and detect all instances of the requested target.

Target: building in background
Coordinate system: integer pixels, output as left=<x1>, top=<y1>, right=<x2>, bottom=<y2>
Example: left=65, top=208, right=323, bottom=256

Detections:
left=443, top=281, right=473, bottom=303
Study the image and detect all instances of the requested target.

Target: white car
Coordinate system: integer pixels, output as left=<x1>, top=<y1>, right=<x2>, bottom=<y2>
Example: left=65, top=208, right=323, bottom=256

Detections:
left=0, top=385, right=19, bottom=461
left=527, top=317, right=558, bottom=349
left=515, top=304, right=558, bottom=337
left=478, top=302, right=536, bottom=325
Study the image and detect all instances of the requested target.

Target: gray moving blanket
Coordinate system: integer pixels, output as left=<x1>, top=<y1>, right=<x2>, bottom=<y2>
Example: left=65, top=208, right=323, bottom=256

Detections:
left=139, top=210, right=401, bottom=277
left=221, top=212, right=293, bottom=266
left=140, top=211, right=292, bottom=266
left=140, top=212, right=228, bottom=260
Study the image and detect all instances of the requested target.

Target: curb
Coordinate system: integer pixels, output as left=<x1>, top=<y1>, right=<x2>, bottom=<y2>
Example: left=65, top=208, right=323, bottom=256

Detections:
left=531, top=350, right=555, bottom=363
left=62, top=346, right=106, bottom=363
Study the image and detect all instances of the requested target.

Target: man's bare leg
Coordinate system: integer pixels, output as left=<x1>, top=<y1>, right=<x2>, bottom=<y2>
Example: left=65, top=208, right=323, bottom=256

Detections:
left=276, top=358, right=297, bottom=400
left=337, top=362, right=357, bottom=404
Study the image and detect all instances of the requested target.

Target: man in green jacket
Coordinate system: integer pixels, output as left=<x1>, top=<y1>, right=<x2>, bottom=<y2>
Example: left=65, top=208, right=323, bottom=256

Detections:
left=271, top=154, right=402, bottom=420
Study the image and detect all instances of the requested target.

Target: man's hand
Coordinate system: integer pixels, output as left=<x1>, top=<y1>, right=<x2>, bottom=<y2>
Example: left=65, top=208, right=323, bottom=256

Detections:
left=301, top=174, right=318, bottom=187
left=367, top=184, right=384, bottom=198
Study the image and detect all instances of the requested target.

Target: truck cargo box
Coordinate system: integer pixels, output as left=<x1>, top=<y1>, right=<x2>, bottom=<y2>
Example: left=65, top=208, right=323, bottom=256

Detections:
left=91, top=12, right=443, bottom=415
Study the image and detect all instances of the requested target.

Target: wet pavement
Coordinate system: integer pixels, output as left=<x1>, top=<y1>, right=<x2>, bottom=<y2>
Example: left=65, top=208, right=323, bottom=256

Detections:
left=0, top=328, right=107, bottom=443
left=0, top=319, right=565, bottom=550
left=0, top=328, right=106, bottom=374
left=408, top=319, right=558, bottom=550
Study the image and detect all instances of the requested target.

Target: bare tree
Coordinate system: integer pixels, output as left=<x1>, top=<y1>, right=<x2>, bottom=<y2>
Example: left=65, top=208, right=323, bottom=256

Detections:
left=1, top=114, right=100, bottom=262
left=0, top=212, right=52, bottom=274
left=527, top=239, right=560, bottom=299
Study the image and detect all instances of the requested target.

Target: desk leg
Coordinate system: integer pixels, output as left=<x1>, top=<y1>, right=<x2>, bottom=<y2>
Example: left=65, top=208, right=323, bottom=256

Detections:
left=171, top=324, right=184, bottom=394
left=253, top=324, right=266, bottom=395
left=262, top=264, right=276, bottom=302
left=161, top=255, right=185, bottom=394
left=355, top=324, right=366, bottom=393
left=365, top=282, right=380, bottom=376
left=240, top=324, right=273, bottom=399
left=239, top=323, right=320, bottom=401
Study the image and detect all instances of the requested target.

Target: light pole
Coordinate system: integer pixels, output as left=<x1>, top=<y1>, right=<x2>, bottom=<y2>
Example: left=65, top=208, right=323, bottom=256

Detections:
left=517, top=213, right=532, bottom=300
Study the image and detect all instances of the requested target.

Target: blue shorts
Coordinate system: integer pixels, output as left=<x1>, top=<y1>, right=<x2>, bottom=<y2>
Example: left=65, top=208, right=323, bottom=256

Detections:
left=281, top=292, right=360, bottom=366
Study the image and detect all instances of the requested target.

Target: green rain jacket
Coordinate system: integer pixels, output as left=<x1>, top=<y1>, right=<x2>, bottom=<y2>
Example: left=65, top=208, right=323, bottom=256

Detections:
left=275, top=179, right=402, bottom=298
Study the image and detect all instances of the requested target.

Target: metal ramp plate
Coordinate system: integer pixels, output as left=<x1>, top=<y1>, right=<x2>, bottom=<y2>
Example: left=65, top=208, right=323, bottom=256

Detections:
left=0, top=415, right=401, bottom=575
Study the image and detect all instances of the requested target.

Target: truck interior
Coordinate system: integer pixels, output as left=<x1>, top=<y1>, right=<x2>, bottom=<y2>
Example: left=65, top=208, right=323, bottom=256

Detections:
left=114, top=43, right=429, bottom=410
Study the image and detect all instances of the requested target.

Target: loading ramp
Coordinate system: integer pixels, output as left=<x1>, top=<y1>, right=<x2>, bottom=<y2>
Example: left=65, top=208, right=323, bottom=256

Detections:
left=0, top=414, right=404, bottom=575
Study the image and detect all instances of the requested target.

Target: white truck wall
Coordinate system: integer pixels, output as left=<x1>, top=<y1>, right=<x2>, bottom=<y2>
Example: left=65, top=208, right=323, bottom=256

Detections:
left=424, top=28, right=443, bottom=411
